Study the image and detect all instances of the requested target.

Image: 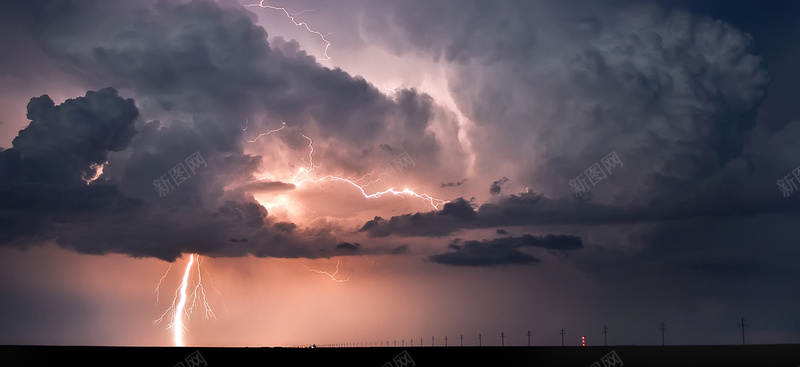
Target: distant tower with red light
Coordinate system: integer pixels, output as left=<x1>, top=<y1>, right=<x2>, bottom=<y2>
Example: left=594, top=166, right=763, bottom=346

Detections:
left=581, top=336, right=586, bottom=347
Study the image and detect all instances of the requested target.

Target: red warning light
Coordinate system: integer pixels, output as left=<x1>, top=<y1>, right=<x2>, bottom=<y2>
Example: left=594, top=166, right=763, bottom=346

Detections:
left=581, top=336, right=586, bottom=347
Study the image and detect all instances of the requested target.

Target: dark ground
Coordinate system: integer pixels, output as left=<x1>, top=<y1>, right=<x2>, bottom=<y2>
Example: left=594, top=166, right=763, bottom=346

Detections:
left=3, top=344, right=800, bottom=366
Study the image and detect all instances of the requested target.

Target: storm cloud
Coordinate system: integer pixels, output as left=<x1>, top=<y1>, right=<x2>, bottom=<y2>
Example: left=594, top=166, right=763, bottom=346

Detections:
left=0, top=0, right=463, bottom=261
left=428, top=234, right=582, bottom=267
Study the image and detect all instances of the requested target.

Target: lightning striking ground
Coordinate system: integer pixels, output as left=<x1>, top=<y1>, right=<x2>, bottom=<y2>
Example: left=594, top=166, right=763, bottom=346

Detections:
left=154, top=253, right=220, bottom=346
left=173, top=254, right=194, bottom=346
left=246, top=1, right=332, bottom=61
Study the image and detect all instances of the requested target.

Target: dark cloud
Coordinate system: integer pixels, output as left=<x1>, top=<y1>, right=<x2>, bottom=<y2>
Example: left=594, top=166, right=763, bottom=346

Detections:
left=370, top=0, right=772, bottom=209
left=429, top=246, right=539, bottom=267
left=361, top=186, right=800, bottom=238
left=440, top=179, right=466, bottom=188
left=3, top=88, right=137, bottom=186
left=428, top=233, right=581, bottom=267
left=0, top=0, right=459, bottom=261
left=335, top=242, right=361, bottom=252
left=359, top=198, right=476, bottom=237
left=447, top=238, right=462, bottom=250
left=390, top=245, right=408, bottom=255
left=489, top=177, right=508, bottom=195
left=359, top=192, right=632, bottom=237
left=272, top=222, right=297, bottom=233
left=0, top=88, right=142, bottom=245
left=236, top=180, right=296, bottom=193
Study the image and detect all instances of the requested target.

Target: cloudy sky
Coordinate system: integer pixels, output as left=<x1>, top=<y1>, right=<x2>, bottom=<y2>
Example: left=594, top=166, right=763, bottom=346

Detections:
left=1, top=0, right=799, bottom=347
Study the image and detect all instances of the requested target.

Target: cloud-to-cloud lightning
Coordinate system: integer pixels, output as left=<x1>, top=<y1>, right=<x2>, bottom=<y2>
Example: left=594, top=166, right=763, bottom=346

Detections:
left=248, top=118, right=450, bottom=209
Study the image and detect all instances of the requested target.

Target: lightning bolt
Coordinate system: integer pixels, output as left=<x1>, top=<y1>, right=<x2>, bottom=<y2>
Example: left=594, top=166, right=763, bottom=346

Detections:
left=154, top=253, right=221, bottom=346
left=295, top=174, right=449, bottom=209
left=186, top=255, right=216, bottom=320
left=305, top=258, right=354, bottom=282
left=382, top=84, right=400, bottom=93
left=244, top=118, right=450, bottom=210
left=172, top=254, right=194, bottom=346
left=245, top=118, right=287, bottom=143
left=152, top=263, right=172, bottom=306
left=246, top=1, right=332, bottom=61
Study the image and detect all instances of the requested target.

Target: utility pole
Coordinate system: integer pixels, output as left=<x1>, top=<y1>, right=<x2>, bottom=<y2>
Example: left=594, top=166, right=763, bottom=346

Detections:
left=501, top=332, right=505, bottom=346
left=739, top=317, right=747, bottom=345
left=603, top=326, right=609, bottom=346
left=479, top=333, right=482, bottom=347
left=402, top=339, right=404, bottom=347
left=660, top=322, right=666, bottom=346
left=460, top=334, right=464, bottom=347
left=432, top=336, right=435, bottom=346
left=410, top=339, right=413, bottom=347
left=527, top=330, right=531, bottom=347
left=560, top=329, right=566, bottom=346
left=445, top=336, right=448, bottom=347
left=394, top=340, right=396, bottom=347
left=420, top=338, right=423, bottom=347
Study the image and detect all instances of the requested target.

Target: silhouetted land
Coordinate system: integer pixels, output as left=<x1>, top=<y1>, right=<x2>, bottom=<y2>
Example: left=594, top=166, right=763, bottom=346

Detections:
left=3, top=344, right=800, bottom=366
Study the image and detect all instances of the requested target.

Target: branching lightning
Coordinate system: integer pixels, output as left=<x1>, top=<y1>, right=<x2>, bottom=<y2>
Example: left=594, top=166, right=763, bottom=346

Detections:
left=305, top=258, right=355, bottom=282
left=295, top=174, right=449, bottom=209
left=244, top=118, right=450, bottom=210
left=152, top=263, right=172, bottom=306
left=186, top=255, right=216, bottom=320
left=154, top=253, right=222, bottom=346
left=246, top=1, right=332, bottom=61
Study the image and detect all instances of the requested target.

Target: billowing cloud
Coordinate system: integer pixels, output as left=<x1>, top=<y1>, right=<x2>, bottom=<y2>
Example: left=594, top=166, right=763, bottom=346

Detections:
left=0, top=0, right=466, bottom=261
left=367, top=0, right=771, bottom=207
